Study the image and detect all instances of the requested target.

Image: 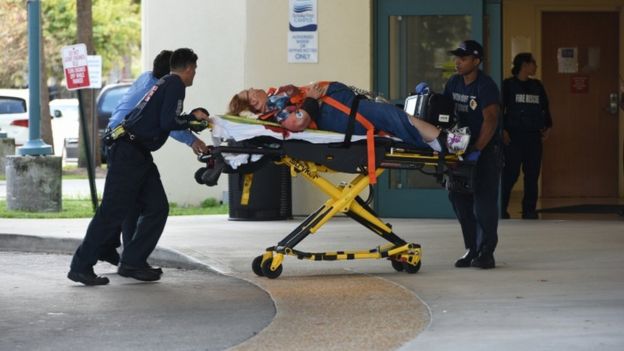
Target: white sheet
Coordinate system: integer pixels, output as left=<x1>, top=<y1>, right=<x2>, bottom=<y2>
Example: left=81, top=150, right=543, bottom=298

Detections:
left=211, top=115, right=368, bottom=144
left=208, top=115, right=439, bottom=169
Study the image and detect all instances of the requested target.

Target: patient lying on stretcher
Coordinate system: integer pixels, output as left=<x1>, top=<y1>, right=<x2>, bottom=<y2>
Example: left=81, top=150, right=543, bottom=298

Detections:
left=228, top=81, right=469, bottom=153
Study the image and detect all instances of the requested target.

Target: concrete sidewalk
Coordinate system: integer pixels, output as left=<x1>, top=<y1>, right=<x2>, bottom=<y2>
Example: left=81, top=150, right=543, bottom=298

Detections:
left=1, top=215, right=623, bottom=350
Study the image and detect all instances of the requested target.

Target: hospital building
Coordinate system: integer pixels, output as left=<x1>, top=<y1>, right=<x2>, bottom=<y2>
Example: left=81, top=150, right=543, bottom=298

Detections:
left=141, top=0, right=624, bottom=218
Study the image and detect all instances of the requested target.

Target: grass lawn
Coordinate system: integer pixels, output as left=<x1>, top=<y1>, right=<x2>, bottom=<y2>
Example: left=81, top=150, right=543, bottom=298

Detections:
left=0, top=198, right=228, bottom=219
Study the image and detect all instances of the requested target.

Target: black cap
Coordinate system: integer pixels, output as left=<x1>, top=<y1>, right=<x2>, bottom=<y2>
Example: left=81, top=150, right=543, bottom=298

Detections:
left=449, top=40, right=484, bottom=59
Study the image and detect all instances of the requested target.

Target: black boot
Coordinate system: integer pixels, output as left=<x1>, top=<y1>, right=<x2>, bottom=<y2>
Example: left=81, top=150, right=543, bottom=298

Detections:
left=118, top=264, right=162, bottom=281
left=455, top=249, right=478, bottom=268
left=471, top=252, right=496, bottom=269
left=68, top=269, right=110, bottom=286
left=522, top=211, right=538, bottom=219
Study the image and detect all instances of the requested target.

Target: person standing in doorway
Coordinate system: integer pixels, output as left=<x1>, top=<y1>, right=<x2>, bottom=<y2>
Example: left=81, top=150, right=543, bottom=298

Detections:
left=444, top=40, right=502, bottom=269
left=500, top=53, right=553, bottom=220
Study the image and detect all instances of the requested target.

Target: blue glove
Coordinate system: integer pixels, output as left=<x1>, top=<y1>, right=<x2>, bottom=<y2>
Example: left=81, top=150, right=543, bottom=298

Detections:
left=415, top=82, right=430, bottom=94
left=465, top=150, right=481, bottom=162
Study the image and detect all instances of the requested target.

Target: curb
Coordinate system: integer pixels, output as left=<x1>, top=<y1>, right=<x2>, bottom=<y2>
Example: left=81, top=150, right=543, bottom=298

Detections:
left=0, top=233, right=212, bottom=271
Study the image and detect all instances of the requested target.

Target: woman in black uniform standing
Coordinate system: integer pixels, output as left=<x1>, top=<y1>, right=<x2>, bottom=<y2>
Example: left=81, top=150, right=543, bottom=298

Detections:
left=501, top=53, right=553, bottom=219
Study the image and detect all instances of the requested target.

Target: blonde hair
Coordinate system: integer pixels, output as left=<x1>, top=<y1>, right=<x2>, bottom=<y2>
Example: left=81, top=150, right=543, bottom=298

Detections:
left=228, top=91, right=258, bottom=116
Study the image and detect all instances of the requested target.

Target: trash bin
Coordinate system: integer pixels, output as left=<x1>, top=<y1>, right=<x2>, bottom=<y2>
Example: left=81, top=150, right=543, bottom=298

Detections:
left=228, top=161, right=292, bottom=221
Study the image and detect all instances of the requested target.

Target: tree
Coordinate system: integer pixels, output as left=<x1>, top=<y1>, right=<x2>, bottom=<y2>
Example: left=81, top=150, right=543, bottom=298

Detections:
left=0, top=0, right=141, bottom=161
left=76, top=0, right=97, bottom=167
left=0, top=0, right=53, bottom=148
left=0, top=0, right=141, bottom=88
left=0, top=0, right=28, bottom=87
left=42, top=0, right=141, bottom=86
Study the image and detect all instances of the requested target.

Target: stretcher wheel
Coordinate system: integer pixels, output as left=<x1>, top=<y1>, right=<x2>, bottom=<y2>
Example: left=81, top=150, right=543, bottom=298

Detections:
left=261, top=258, right=283, bottom=279
left=391, top=260, right=404, bottom=272
left=252, top=255, right=264, bottom=277
left=402, top=261, right=421, bottom=274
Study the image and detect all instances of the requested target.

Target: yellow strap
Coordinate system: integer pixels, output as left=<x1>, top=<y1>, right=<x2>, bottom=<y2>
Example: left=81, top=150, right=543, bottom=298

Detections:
left=241, top=173, right=253, bottom=205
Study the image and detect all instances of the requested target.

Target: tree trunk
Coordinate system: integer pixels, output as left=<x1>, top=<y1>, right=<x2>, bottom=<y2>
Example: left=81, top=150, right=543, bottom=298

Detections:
left=76, top=0, right=100, bottom=167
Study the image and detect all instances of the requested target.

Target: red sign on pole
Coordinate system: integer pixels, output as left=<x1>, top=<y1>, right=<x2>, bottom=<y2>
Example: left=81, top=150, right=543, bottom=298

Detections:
left=61, top=44, right=90, bottom=90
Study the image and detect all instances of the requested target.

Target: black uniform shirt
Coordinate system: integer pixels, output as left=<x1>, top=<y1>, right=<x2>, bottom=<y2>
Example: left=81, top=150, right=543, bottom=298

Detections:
left=502, top=77, right=553, bottom=133
left=130, top=74, right=191, bottom=151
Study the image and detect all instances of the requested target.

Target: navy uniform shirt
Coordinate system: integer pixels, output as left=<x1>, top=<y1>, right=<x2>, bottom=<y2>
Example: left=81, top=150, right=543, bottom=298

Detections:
left=502, top=77, right=552, bottom=133
left=129, top=74, right=191, bottom=151
left=443, top=70, right=501, bottom=145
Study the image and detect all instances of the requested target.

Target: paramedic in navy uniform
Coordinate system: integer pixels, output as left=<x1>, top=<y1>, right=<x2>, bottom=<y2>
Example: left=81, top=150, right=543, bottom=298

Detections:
left=68, top=48, right=210, bottom=285
left=98, top=50, right=208, bottom=266
left=443, top=40, right=502, bottom=269
left=500, top=53, right=552, bottom=220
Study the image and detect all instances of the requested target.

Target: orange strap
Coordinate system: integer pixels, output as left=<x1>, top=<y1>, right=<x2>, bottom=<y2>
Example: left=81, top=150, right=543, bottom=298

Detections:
left=320, top=95, right=378, bottom=184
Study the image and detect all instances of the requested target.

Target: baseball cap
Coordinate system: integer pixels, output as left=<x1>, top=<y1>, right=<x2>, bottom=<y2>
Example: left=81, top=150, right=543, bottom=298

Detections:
left=449, top=40, right=484, bottom=59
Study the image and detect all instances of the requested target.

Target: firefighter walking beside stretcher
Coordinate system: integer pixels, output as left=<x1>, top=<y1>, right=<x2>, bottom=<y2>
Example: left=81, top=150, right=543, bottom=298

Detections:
left=68, top=48, right=210, bottom=286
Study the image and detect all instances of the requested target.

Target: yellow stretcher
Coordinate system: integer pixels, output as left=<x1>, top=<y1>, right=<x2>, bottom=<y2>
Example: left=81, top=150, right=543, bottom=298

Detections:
left=196, top=115, right=474, bottom=279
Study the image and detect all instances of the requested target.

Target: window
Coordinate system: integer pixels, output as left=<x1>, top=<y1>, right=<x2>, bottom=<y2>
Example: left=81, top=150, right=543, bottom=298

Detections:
left=0, top=97, right=27, bottom=114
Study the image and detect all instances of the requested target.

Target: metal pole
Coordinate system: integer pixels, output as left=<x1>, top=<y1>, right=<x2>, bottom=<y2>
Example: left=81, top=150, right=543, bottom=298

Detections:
left=91, top=89, right=97, bottom=166
left=18, top=0, right=52, bottom=156
left=77, top=90, right=98, bottom=211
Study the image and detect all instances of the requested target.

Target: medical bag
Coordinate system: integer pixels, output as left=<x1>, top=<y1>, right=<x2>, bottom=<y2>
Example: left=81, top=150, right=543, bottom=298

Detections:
left=404, top=91, right=455, bottom=129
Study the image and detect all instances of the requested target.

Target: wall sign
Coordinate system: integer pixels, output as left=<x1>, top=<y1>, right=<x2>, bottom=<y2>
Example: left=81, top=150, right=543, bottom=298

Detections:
left=557, top=47, right=578, bottom=73
left=570, top=75, right=589, bottom=94
left=87, top=55, right=102, bottom=89
left=288, top=0, right=318, bottom=63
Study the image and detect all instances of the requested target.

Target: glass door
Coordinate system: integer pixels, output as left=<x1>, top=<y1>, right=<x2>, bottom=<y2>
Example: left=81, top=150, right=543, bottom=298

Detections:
left=374, top=0, right=484, bottom=217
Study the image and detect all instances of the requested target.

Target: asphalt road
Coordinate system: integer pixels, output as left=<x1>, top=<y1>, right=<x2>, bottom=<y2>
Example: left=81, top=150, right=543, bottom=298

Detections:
left=0, top=251, right=274, bottom=351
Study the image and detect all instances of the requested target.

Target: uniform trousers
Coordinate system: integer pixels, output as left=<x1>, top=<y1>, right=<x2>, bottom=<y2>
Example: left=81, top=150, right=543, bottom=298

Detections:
left=70, top=139, right=169, bottom=273
left=101, top=144, right=141, bottom=252
left=501, top=132, right=542, bottom=215
left=449, top=143, right=502, bottom=255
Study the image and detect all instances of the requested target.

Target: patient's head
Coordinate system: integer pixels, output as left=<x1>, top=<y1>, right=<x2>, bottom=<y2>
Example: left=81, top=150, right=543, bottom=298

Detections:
left=228, top=88, right=268, bottom=115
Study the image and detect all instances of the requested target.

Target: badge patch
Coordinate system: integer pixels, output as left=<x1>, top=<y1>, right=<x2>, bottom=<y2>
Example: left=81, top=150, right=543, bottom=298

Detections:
left=469, top=98, right=478, bottom=110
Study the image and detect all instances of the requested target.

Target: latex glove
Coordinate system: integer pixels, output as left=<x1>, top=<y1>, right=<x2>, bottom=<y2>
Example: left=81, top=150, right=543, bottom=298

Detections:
left=415, top=82, right=430, bottom=94
left=465, top=150, right=481, bottom=162
left=188, top=120, right=209, bottom=132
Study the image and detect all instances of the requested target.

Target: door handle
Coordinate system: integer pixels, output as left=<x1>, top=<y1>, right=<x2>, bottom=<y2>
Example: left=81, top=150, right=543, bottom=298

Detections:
left=608, top=93, right=618, bottom=115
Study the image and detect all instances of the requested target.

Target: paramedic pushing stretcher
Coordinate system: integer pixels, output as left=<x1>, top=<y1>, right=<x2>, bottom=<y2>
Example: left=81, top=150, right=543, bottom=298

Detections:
left=444, top=40, right=502, bottom=269
left=98, top=50, right=208, bottom=266
left=68, top=48, right=210, bottom=286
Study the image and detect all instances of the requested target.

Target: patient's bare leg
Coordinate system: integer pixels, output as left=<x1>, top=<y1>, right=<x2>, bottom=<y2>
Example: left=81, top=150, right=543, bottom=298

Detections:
left=407, top=114, right=470, bottom=154
left=406, top=114, right=440, bottom=142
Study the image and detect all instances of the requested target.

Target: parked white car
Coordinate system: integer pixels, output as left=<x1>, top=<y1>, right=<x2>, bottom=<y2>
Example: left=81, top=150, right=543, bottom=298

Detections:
left=0, top=89, right=30, bottom=146
left=49, top=98, right=79, bottom=159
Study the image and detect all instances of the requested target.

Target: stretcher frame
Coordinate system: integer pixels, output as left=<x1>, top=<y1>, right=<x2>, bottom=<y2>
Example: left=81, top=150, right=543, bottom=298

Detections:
left=199, top=133, right=468, bottom=279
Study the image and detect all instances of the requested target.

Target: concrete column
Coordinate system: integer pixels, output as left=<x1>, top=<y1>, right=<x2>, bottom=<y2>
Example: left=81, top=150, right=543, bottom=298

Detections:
left=0, top=138, right=16, bottom=177
left=5, top=155, right=62, bottom=212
